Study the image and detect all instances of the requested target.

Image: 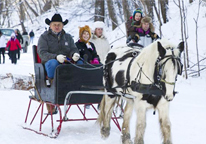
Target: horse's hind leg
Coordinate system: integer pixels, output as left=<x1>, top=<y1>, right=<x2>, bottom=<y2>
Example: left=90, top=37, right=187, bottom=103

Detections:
left=157, top=101, right=172, bottom=144
left=98, top=94, right=117, bottom=139
left=134, top=100, right=147, bottom=144
left=121, top=100, right=134, bottom=144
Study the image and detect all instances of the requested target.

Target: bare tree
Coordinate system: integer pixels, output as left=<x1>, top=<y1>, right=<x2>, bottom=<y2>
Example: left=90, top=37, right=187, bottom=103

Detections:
left=122, top=0, right=132, bottom=22
left=23, top=2, right=33, bottom=24
left=106, top=0, right=118, bottom=30
left=19, top=0, right=26, bottom=32
left=153, top=0, right=163, bottom=37
left=176, top=0, right=188, bottom=79
left=43, top=0, right=52, bottom=12
left=24, top=0, right=39, bottom=17
left=194, top=0, right=202, bottom=76
left=30, top=0, right=39, bottom=14
left=37, top=0, right=44, bottom=14
left=54, top=0, right=60, bottom=6
left=159, top=0, right=169, bottom=23
left=94, top=0, right=104, bottom=22
left=145, top=0, right=154, bottom=19
left=116, top=0, right=124, bottom=22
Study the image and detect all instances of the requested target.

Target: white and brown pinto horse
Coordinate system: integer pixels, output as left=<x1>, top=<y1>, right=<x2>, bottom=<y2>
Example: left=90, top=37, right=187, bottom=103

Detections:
left=97, top=39, right=184, bottom=144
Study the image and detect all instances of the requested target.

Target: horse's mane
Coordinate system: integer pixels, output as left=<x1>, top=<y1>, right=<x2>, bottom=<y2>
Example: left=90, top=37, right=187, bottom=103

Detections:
left=136, top=38, right=181, bottom=64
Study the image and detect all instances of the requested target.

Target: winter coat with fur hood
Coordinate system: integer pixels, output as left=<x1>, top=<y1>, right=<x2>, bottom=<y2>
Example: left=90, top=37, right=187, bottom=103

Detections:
left=37, top=28, right=79, bottom=64
left=90, top=34, right=110, bottom=64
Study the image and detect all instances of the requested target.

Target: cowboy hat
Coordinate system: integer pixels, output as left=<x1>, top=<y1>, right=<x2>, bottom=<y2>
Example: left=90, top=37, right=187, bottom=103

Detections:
left=45, top=13, right=68, bottom=25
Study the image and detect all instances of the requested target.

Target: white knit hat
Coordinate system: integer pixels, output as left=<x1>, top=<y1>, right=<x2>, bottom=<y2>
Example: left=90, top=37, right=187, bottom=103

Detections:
left=93, top=21, right=105, bottom=29
left=11, top=33, right=15, bottom=37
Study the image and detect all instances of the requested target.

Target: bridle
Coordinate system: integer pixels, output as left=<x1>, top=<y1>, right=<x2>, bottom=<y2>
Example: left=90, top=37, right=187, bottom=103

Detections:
left=154, top=48, right=183, bottom=87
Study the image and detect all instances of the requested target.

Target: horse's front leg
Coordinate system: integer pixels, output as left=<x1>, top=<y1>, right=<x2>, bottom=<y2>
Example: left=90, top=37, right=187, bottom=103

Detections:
left=121, top=100, right=134, bottom=144
left=157, top=100, right=172, bottom=144
left=98, top=94, right=117, bottom=139
left=134, top=100, right=147, bottom=144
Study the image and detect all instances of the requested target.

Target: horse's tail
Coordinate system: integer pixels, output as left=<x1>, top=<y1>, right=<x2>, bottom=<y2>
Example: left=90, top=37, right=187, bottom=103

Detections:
left=97, top=94, right=119, bottom=126
left=97, top=95, right=106, bottom=126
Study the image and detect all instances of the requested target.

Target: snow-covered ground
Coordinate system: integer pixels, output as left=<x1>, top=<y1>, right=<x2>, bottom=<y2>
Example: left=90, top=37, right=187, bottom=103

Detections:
left=0, top=0, right=206, bottom=144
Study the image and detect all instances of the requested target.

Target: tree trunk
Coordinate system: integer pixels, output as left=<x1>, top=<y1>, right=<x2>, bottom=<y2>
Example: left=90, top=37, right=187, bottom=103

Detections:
left=178, top=0, right=188, bottom=79
left=106, top=0, right=118, bottom=30
left=94, top=0, right=105, bottom=22
left=23, top=2, right=33, bottom=24
left=37, top=0, right=44, bottom=14
left=159, top=0, right=168, bottom=23
left=122, top=0, right=132, bottom=21
left=43, top=0, right=52, bottom=12
left=54, top=0, right=59, bottom=6
left=19, top=0, right=26, bottom=32
left=24, top=0, right=39, bottom=17
left=153, top=0, right=162, bottom=37
left=116, top=0, right=124, bottom=22
left=30, top=0, right=39, bottom=14
left=145, top=0, right=154, bottom=19
left=181, top=0, right=189, bottom=68
left=194, top=0, right=201, bottom=76
left=5, top=0, right=10, bottom=27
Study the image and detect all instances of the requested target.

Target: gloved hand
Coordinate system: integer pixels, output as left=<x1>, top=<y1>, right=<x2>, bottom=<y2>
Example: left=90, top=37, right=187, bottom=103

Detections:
left=56, top=54, right=66, bottom=63
left=72, top=53, right=80, bottom=61
left=90, top=58, right=99, bottom=64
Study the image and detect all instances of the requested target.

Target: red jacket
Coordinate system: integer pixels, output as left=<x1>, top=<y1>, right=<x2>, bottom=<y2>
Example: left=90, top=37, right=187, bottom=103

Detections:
left=6, top=38, right=21, bottom=51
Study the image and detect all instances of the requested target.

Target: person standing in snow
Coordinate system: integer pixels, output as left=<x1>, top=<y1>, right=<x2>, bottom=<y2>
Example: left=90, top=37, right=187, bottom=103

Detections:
left=29, top=30, right=35, bottom=44
left=75, top=25, right=100, bottom=65
left=0, top=30, right=6, bottom=64
left=135, top=16, right=159, bottom=47
left=6, top=33, right=21, bottom=64
left=14, top=29, right=23, bottom=60
left=126, top=8, right=143, bottom=43
left=90, top=21, right=110, bottom=64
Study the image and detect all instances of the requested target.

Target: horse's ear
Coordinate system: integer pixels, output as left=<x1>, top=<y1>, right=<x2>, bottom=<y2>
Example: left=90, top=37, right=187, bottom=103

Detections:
left=178, top=41, right=184, bottom=53
left=157, top=42, right=166, bottom=58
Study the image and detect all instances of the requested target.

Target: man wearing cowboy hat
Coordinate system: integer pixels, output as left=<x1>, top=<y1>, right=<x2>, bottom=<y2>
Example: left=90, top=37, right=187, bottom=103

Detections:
left=38, top=13, right=80, bottom=80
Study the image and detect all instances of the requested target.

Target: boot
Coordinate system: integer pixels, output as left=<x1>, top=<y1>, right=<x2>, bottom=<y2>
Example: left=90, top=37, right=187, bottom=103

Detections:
left=3, top=57, right=5, bottom=64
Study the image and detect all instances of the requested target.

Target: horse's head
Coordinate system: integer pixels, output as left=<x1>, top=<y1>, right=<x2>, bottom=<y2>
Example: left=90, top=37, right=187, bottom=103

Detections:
left=155, top=41, right=184, bottom=101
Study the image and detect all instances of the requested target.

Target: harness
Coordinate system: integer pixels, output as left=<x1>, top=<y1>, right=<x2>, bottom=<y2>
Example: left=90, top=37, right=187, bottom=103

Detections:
left=119, top=48, right=183, bottom=101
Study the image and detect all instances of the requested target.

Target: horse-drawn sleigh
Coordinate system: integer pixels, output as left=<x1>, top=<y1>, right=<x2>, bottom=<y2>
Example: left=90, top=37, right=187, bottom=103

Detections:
left=23, top=45, right=122, bottom=138
left=24, top=39, right=184, bottom=144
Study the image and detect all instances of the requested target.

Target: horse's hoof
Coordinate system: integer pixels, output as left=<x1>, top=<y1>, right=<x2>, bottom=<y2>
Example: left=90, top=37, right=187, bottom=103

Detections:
left=101, top=127, right=110, bottom=139
left=122, top=133, right=133, bottom=144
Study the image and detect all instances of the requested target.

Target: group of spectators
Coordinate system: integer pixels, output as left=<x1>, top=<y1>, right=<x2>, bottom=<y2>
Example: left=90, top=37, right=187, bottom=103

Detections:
left=0, top=29, right=35, bottom=64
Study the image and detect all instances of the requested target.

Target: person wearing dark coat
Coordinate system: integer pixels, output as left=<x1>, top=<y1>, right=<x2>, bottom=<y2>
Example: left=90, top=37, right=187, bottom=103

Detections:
left=126, top=8, right=143, bottom=43
left=14, top=29, right=23, bottom=59
left=75, top=25, right=100, bottom=64
left=37, top=13, right=80, bottom=114
left=29, top=30, right=35, bottom=43
left=38, top=13, right=80, bottom=79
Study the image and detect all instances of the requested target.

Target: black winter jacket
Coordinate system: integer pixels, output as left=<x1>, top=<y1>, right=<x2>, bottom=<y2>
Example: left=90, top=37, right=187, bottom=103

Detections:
left=75, top=40, right=100, bottom=63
